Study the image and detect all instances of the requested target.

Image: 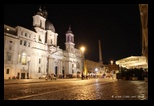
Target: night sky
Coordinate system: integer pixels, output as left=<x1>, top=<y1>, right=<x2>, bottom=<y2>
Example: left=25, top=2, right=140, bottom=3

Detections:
left=4, top=4, right=142, bottom=64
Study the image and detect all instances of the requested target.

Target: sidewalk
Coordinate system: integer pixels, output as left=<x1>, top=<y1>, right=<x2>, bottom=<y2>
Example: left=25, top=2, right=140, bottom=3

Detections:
left=4, top=78, right=82, bottom=85
left=4, top=77, right=117, bottom=85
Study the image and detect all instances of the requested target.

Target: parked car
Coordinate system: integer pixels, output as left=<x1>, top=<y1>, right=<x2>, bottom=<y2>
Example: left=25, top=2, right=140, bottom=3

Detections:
left=39, top=74, right=46, bottom=79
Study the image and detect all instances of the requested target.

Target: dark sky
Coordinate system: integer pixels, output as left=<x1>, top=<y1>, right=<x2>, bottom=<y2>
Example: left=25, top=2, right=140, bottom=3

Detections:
left=4, top=4, right=142, bottom=64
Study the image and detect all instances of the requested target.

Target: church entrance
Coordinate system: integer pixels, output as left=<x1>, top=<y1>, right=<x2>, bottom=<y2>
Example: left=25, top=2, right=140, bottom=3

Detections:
left=21, top=73, right=25, bottom=79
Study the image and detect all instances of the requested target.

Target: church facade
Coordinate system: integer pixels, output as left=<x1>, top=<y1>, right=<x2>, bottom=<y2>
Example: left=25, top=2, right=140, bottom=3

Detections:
left=4, top=7, right=83, bottom=79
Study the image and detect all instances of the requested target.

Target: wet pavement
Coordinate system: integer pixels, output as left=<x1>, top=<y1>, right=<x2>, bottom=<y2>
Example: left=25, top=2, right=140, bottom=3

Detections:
left=4, top=78, right=148, bottom=100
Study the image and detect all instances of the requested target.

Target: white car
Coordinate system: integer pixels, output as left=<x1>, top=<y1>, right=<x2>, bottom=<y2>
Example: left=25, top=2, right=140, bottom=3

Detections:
left=39, top=75, right=46, bottom=79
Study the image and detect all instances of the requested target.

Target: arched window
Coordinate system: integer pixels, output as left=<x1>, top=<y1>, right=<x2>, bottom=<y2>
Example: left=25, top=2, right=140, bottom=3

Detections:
left=21, top=53, right=27, bottom=65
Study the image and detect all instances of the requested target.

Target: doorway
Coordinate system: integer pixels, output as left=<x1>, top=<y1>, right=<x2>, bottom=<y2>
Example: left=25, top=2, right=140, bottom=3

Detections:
left=21, top=73, right=25, bottom=79
left=55, top=66, right=58, bottom=76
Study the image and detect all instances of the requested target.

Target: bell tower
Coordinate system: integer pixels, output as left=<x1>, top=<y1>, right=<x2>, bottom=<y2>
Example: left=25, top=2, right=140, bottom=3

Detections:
left=65, top=25, right=75, bottom=53
left=33, top=6, right=46, bottom=30
left=32, top=6, right=46, bottom=44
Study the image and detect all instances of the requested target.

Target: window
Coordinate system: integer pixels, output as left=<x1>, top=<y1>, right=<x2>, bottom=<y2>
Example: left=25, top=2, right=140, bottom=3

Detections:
left=51, top=39, right=52, bottom=45
left=77, top=62, right=80, bottom=68
left=7, top=53, right=11, bottom=61
left=20, top=40, right=22, bottom=45
left=28, top=42, right=30, bottom=47
left=72, top=64, right=74, bottom=68
left=24, top=41, right=26, bottom=46
left=39, top=58, right=41, bottom=64
left=39, top=35, right=41, bottom=41
left=72, top=69, right=74, bottom=73
left=38, top=67, right=41, bottom=73
left=21, top=53, right=26, bottom=65
left=40, top=20, right=42, bottom=28
left=21, top=31, right=23, bottom=35
left=29, top=34, right=31, bottom=38
left=6, top=69, right=9, bottom=74
left=9, top=44, right=12, bottom=50
left=72, top=64, right=74, bottom=73
left=25, top=33, right=27, bottom=37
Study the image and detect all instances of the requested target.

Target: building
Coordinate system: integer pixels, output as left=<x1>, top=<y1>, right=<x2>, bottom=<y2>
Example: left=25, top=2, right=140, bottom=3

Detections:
left=83, top=59, right=108, bottom=77
left=81, top=39, right=109, bottom=78
left=115, top=56, right=148, bottom=69
left=139, top=4, right=148, bottom=64
left=108, top=63, right=119, bottom=73
left=4, top=7, right=83, bottom=79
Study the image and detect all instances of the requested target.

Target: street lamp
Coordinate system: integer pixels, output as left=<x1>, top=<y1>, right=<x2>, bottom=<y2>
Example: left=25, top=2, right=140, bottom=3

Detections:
left=95, top=68, right=98, bottom=78
left=110, top=60, right=113, bottom=65
left=80, top=46, right=85, bottom=79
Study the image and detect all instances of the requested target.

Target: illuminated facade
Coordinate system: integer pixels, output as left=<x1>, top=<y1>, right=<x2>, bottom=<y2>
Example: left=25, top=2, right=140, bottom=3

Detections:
left=84, top=59, right=108, bottom=77
left=115, top=56, right=148, bottom=69
left=4, top=7, right=83, bottom=79
left=139, top=4, right=148, bottom=64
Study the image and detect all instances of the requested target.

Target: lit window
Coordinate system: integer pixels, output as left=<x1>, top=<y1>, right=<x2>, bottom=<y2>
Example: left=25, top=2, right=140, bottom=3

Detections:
left=6, top=69, right=9, bottom=74
left=6, top=28, right=9, bottom=31
left=21, top=53, right=26, bottom=65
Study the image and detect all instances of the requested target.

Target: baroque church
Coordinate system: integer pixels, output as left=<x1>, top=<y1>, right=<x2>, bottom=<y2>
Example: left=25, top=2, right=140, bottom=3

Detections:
left=4, top=7, right=83, bottom=79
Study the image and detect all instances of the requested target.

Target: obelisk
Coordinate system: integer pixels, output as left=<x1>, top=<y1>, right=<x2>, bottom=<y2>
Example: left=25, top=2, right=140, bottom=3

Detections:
left=98, top=40, right=103, bottom=67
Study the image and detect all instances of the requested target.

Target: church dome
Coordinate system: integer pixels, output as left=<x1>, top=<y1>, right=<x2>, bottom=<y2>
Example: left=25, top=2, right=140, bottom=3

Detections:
left=45, top=19, right=55, bottom=32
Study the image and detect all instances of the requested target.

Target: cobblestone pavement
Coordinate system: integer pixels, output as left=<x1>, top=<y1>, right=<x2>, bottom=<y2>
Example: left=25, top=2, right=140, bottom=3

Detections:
left=4, top=78, right=148, bottom=100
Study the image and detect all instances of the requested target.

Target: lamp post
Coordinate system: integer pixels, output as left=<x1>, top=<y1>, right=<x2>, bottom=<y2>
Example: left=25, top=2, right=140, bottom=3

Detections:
left=27, top=56, right=31, bottom=79
left=80, top=46, right=85, bottom=79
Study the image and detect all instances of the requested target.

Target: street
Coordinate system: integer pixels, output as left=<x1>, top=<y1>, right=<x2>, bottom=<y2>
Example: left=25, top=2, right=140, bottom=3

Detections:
left=4, top=78, right=148, bottom=100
